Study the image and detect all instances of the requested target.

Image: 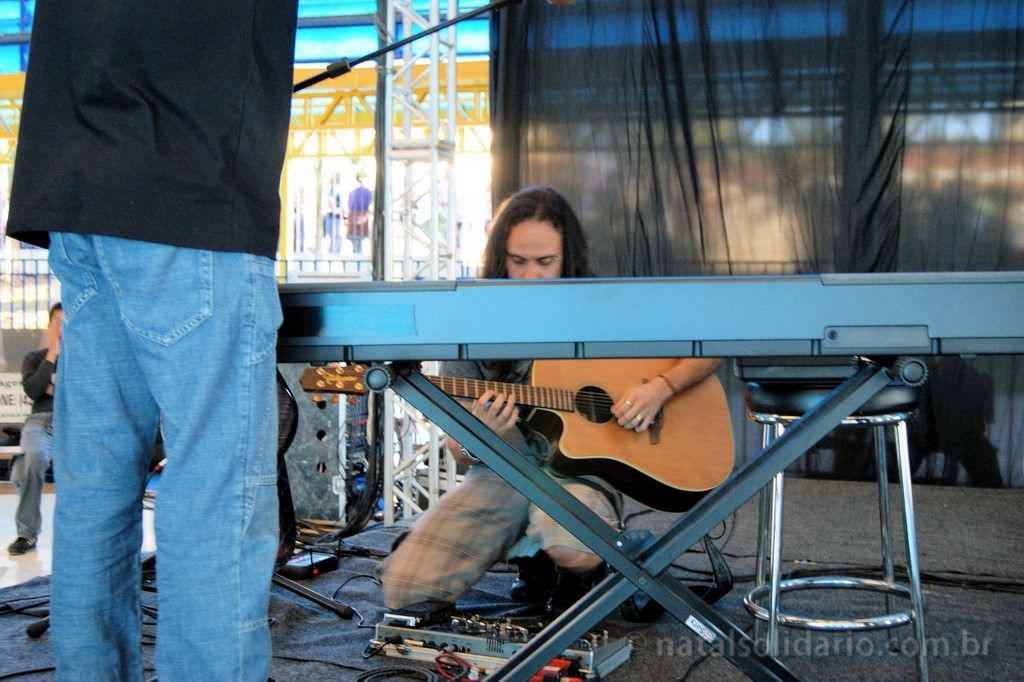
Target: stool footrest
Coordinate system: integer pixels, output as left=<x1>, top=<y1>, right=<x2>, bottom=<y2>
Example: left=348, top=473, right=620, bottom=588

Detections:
left=745, top=576, right=915, bottom=631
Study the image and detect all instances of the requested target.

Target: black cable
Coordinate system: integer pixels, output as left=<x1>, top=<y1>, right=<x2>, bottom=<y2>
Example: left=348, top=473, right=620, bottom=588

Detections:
left=0, top=594, right=50, bottom=610
left=621, top=507, right=654, bottom=525
left=294, top=389, right=384, bottom=545
left=352, top=667, right=444, bottom=682
left=676, top=623, right=757, bottom=682
left=0, top=666, right=58, bottom=680
left=779, top=564, right=1024, bottom=595
left=328, top=573, right=381, bottom=627
left=675, top=650, right=714, bottom=682
left=0, top=599, right=49, bottom=616
left=269, top=651, right=371, bottom=674
left=362, top=638, right=387, bottom=660
left=721, top=560, right=1024, bottom=595
left=303, top=536, right=389, bottom=559
left=329, top=573, right=380, bottom=600
left=340, top=389, right=385, bottom=537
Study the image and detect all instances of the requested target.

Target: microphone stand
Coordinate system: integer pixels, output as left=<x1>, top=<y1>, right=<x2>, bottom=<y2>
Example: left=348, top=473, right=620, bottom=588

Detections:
left=272, top=376, right=354, bottom=619
left=293, top=0, right=523, bottom=93
left=272, top=573, right=354, bottom=619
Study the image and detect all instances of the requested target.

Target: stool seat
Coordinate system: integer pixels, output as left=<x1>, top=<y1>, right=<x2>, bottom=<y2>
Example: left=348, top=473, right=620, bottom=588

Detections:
left=745, top=382, right=920, bottom=418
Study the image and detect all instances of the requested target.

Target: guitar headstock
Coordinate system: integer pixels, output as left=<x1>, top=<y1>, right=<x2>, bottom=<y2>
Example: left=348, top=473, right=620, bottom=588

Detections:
left=299, top=363, right=368, bottom=394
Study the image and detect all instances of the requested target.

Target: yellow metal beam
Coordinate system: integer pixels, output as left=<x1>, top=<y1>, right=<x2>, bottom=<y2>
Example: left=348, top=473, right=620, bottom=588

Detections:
left=0, top=62, right=488, bottom=144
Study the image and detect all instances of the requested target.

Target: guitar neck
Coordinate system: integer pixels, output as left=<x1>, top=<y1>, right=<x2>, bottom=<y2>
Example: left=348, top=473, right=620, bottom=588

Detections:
left=427, top=376, right=575, bottom=412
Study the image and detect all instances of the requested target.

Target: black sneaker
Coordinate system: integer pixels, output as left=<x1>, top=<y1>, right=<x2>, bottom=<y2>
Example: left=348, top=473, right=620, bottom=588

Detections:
left=509, top=552, right=558, bottom=603
left=7, top=537, right=37, bottom=556
left=546, top=563, right=607, bottom=615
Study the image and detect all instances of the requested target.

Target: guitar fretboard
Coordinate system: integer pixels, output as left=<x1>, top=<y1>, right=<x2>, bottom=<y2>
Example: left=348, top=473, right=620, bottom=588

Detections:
left=428, top=376, right=575, bottom=412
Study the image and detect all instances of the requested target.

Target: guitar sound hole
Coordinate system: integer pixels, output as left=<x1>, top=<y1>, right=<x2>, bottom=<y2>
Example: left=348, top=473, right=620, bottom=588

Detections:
left=575, top=386, right=613, bottom=423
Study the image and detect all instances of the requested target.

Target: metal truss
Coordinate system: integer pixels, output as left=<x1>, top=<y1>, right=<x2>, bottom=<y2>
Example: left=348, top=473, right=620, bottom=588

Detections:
left=379, top=0, right=462, bottom=525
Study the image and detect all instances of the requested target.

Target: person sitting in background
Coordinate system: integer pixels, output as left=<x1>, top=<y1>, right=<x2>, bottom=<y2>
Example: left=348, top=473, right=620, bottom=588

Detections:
left=7, top=303, right=62, bottom=556
left=377, top=187, right=721, bottom=613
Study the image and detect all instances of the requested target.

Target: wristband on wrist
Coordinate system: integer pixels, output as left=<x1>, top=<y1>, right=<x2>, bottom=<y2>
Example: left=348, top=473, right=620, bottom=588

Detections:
left=657, top=373, right=680, bottom=395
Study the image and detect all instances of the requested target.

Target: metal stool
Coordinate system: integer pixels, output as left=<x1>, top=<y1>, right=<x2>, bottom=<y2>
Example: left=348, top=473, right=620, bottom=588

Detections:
left=743, top=380, right=928, bottom=680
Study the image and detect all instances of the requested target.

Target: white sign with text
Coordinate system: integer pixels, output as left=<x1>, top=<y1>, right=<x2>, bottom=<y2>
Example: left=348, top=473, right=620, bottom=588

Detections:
left=0, top=373, right=32, bottom=424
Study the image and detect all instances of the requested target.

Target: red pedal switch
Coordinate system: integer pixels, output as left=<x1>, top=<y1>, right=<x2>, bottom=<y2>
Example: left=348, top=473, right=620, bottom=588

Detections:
left=528, top=658, right=576, bottom=682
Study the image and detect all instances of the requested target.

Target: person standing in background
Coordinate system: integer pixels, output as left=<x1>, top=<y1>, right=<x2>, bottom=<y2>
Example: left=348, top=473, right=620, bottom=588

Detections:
left=5, top=3, right=298, bottom=680
left=346, top=172, right=373, bottom=255
left=324, top=172, right=345, bottom=254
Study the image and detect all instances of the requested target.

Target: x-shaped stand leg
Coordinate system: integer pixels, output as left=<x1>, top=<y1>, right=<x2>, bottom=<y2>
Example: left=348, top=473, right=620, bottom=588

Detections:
left=380, top=362, right=894, bottom=681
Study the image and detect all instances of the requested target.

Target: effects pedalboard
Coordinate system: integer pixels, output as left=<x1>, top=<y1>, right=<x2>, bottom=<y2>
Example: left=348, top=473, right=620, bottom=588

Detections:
left=368, top=604, right=633, bottom=680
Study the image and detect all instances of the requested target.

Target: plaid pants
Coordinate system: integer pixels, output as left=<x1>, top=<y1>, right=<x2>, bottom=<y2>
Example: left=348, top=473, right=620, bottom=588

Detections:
left=377, top=465, right=618, bottom=610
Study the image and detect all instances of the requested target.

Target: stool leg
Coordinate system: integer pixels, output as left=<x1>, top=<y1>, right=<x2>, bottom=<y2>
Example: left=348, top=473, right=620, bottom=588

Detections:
left=753, top=487, right=769, bottom=642
left=766, top=468, right=785, bottom=657
left=751, top=423, right=777, bottom=643
left=894, top=420, right=929, bottom=681
left=765, top=423, right=787, bottom=657
left=874, top=424, right=898, bottom=649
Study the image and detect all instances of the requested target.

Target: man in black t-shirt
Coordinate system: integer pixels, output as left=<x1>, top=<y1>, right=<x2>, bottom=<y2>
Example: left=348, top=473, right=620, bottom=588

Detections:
left=6, top=4, right=298, bottom=678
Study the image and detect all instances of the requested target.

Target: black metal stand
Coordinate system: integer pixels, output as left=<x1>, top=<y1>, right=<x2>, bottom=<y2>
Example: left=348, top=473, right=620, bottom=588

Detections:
left=293, top=0, right=522, bottom=93
left=374, top=360, right=897, bottom=680
left=272, top=574, right=354, bottom=619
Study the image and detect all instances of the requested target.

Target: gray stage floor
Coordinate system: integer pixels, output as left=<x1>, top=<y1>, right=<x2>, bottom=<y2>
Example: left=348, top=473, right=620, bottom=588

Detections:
left=0, top=477, right=1021, bottom=681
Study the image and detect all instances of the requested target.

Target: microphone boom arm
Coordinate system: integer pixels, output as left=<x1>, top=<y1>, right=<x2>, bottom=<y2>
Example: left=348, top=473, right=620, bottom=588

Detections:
left=293, top=0, right=524, bottom=93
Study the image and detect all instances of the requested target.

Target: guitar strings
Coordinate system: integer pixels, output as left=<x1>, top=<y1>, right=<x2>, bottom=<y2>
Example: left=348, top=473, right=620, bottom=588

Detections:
left=524, top=390, right=615, bottom=410
left=430, top=375, right=626, bottom=412
left=571, top=395, right=618, bottom=415
left=574, top=395, right=614, bottom=407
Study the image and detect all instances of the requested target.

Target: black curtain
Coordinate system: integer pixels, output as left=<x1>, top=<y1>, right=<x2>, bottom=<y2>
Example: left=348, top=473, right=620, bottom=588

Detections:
left=490, top=0, right=1024, bottom=487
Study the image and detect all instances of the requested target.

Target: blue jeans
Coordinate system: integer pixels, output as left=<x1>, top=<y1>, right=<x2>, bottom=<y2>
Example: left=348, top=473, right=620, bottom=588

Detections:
left=48, top=233, right=282, bottom=681
left=11, top=412, right=52, bottom=541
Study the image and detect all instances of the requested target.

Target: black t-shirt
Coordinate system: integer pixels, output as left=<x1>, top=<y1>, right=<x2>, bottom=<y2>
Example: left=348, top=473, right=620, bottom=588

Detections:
left=7, top=2, right=298, bottom=259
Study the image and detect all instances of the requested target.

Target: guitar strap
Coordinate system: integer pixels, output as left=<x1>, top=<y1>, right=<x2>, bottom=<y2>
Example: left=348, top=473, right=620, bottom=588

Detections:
left=620, top=532, right=733, bottom=623
left=689, top=532, right=734, bottom=605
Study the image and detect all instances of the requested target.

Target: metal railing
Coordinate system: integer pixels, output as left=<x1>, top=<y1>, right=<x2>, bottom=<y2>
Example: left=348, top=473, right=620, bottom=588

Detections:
left=0, top=251, right=58, bottom=330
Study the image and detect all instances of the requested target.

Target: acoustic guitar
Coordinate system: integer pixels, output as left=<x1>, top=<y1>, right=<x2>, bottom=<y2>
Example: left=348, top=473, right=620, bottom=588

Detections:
left=299, top=359, right=734, bottom=512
